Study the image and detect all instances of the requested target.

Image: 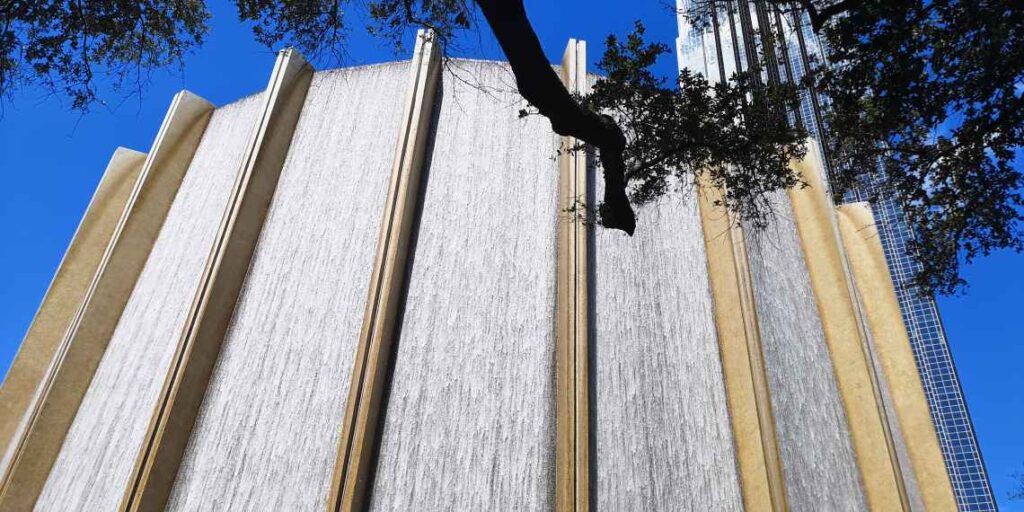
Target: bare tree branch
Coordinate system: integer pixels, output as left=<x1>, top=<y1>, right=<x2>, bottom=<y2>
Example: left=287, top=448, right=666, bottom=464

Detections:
left=474, top=0, right=636, bottom=234
left=761, top=0, right=861, bottom=32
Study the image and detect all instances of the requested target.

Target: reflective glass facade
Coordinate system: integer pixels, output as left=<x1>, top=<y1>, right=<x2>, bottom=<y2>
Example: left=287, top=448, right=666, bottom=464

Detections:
left=675, top=2, right=996, bottom=509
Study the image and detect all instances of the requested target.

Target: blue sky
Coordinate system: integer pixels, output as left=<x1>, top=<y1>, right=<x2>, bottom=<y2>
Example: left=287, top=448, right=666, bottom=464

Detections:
left=0, top=0, right=1020, bottom=507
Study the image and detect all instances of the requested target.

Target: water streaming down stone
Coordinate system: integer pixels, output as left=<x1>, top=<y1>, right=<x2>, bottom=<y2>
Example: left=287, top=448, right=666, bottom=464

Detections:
left=165, top=63, right=410, bottom=511
left=8, top=49, right=947, bottom=510
left=590, top=177, right=743, bottom=509
left=369, top=60, right=558, bottom=510
left=34, top=94, right=265, bottom=511
left=743, top=192, right=867, bottom=511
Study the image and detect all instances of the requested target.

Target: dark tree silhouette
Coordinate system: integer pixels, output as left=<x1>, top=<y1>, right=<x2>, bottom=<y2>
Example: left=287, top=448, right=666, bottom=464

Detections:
left=1012, top=464, right=1024, bottom=501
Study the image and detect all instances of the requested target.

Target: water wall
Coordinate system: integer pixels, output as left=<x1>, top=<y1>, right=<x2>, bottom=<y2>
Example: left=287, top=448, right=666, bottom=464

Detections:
left=369, top=60, right=559, bottom=510
left=35, top=94, right=264, bottom=511
left=743, top=192, right=867, bottom=511
left=167, top=63, right=410, bottom=510
left=6, top=47, right=936, bottom=511
left=591, top=181, right=744, bottom=510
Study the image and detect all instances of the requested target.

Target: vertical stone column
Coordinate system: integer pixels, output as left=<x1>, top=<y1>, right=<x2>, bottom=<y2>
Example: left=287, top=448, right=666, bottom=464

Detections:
left=327, top=29, right=440, bottom=512
left=555, top=38, right=591, bottom=512
left=0, top=91, right=214, bottom=511
left=837, top=203, right=958, bottom=511
left=697, top=178, right=787, bottom=512
left=120, top=48, right=313, bottom=512
left=0, top=147, right=146, bottom=453
left=788, top=145, right=911, bottom=511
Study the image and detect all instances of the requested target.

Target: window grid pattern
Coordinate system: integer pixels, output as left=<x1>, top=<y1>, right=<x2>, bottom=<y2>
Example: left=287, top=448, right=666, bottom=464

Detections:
left=676, top=2, right=996, bottom=509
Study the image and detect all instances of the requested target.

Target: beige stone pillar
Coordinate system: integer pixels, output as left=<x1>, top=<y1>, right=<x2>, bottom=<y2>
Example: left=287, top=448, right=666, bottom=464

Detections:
left=787, top=145, right=909, bottom=510
left=0, top=91, right=215, bottom=511
left=697, top=179, right=787, bottom=512
left=120, top=48, right=313, bottom=512
left=555, top=38, right=591, bottom=512
left=837, top=202, right=958, bottom=511
left=0, top=147, right=145, bottom=453
left=327, top=30, right=440, bottom=512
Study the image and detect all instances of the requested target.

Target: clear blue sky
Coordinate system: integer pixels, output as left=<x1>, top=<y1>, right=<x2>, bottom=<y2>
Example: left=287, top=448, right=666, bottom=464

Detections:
left=0, top=0, right=1020, bottom=507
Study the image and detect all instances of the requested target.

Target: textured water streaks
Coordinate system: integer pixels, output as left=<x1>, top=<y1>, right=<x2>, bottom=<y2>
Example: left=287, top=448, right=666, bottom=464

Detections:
left=591, top=180, right=744, bottom=510
left=166, top=63, right=409, bottom=511
left=368, top=60, right=559, bottom=511
left=743, top=192, right=866, bottom=511
left=35, top=94, right=264, bottom=511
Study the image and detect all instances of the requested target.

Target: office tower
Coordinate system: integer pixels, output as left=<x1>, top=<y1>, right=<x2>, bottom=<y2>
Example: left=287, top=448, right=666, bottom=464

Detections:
left=676, top=2, right=996, bottom=510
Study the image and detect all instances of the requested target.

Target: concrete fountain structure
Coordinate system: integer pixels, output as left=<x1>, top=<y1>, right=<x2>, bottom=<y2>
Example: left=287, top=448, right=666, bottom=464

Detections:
left=0, top=31, right=955, bottom=511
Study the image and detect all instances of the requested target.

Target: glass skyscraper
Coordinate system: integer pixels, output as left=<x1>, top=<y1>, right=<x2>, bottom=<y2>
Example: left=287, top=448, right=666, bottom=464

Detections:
left=675, top=1, right=996, bottom=510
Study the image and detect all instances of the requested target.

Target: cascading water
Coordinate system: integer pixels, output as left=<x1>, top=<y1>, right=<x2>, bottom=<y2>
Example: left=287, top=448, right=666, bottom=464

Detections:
left=35, top=93, right=265, bottom=511
left=165, top=63, right=410, bottom=511
left=13, top=53, right=906, bottom=512
left=590, top=178, right=744, bottom=510
left=743, top=192, right=867, bottom=511
left=368, top=60, right=559, bottom=511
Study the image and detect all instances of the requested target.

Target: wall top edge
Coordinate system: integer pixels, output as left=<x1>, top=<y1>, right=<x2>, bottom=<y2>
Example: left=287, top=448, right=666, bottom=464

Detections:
left=111, top=147, right=147, bottom=158
left=174, top=90, right=214, bottom=110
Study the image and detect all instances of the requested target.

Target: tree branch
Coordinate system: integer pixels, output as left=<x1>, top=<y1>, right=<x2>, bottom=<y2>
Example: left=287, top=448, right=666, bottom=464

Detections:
left=813, top=0, right=859, bottom=30
left=764, top=0, right=860, bottom=32
left=474, top=0, right=636, bottom=234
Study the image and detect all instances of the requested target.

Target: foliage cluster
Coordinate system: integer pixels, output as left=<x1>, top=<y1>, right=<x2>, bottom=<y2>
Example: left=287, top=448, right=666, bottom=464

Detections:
left=580, top=23, right=806, bottom=227
left=1, top=0, right=208, bottom=110
left=2, top=0, right=1022, bottom=293
left=818, top=0, right=1024, bottom=293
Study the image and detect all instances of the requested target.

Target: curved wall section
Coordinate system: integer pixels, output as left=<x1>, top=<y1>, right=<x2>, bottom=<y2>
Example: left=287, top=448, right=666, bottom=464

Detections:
left=743, top=192, right=866, bottom=511
left=369, top=60, right=559, bottom=510
left=9, top=47, right=939, bottom=512
left=35, top=94, right=264, bottom=511
left=591, top=182, right=744, bottom=510
left=166, top=63, right=409, bottom=510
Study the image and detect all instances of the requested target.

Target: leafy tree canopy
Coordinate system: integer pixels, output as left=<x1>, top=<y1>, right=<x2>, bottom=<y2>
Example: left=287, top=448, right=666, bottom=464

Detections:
left=1, top=0, right=1021, bottom=294
left=0, top=1, right=208, bottom=110
left=816, top=0, right=1024, bottom=294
